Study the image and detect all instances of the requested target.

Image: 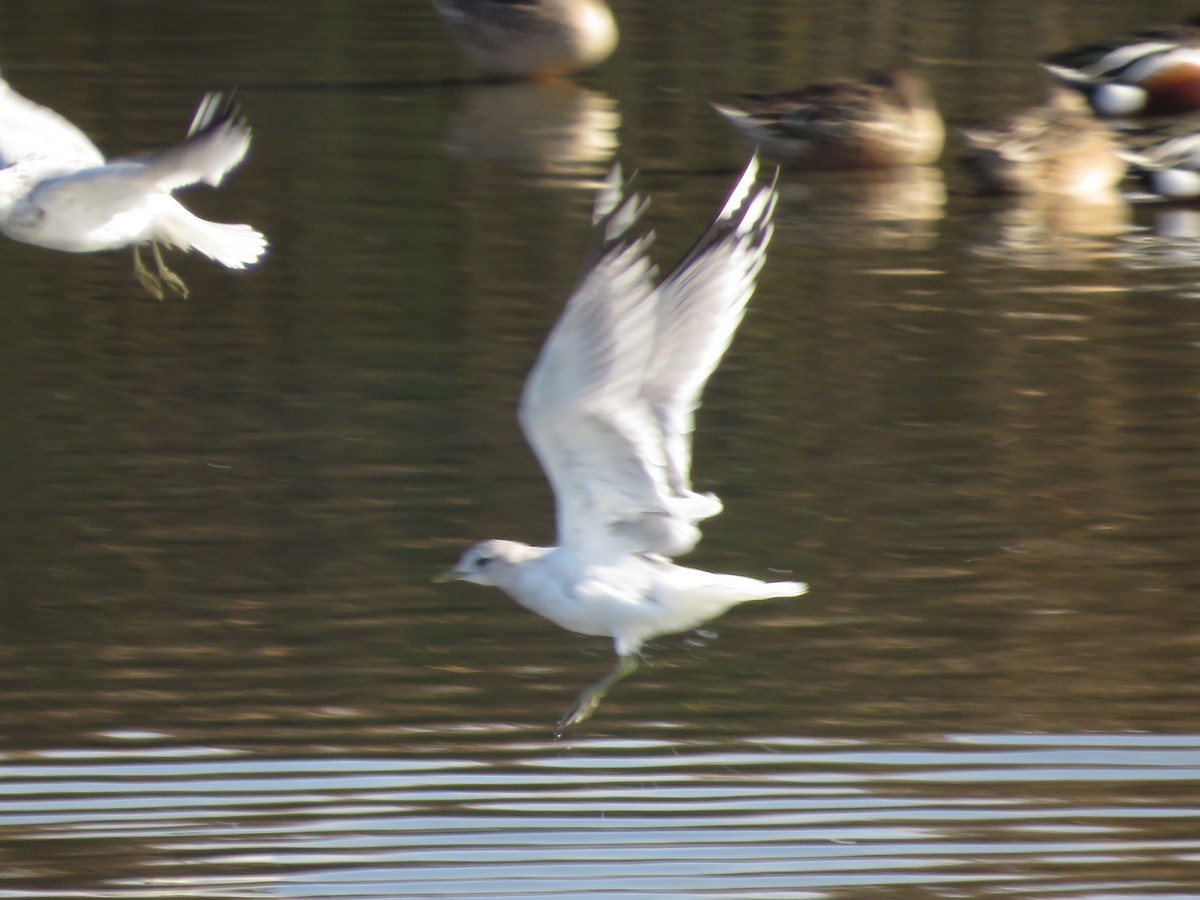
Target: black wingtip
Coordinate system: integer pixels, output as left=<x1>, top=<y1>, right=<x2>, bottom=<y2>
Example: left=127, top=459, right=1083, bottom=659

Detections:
left=587, top=162, right=653, bottom=267
left=660, top=154, right=778, bottom=284
left=187, top=90, right=247, bottom=139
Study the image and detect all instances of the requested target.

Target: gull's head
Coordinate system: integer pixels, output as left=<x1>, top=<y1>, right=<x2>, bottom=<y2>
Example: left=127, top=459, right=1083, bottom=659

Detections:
left=436, top=539, right=534, bottom=587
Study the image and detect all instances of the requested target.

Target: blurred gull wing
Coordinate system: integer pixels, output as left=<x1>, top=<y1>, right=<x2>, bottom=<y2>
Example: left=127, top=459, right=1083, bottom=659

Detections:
left=114, top=92, right=252, bottom=192
left=519, top=155, right=779, bottom=562
left=0, top=73, right=104, bottom=168
left=23, top=93, right=253, bottom=224
left=645, top=156, right=777, bottom=510
left=519, top=165, right=666, bottom=560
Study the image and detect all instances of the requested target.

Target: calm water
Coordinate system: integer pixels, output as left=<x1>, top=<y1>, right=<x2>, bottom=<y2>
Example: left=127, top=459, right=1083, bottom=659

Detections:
left=2, top=1, right=1200, bottom=897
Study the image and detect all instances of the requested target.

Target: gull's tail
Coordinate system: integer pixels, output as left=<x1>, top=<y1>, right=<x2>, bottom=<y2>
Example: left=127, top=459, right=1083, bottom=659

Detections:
left=616, top=570, right=807, bottom=656
left=697, top=572, right=809, bottom=616
left=155, top=200, right=268, bottom=269
left=733, top=578, right=808, bottom=602
left=769, top=581, right=807, bottom=598
left=669, top=567, right=807, bottom=612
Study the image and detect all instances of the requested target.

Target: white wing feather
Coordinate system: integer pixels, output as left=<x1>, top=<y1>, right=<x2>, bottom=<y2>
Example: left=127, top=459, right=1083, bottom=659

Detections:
left=519, top=155, right=779, bottom=562
left=139, top=92, right=252, bottom=191
left=646, top=157, right=777, bottom=509
left=0, top=74, right=104, bottom=169
left=519, top=180, right=663, bottom=558
left=25, top=92, right=252, bottom=208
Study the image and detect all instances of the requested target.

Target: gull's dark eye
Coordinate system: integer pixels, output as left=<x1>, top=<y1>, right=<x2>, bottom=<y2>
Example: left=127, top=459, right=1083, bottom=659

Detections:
left=475, top=554, right=493, bottom=569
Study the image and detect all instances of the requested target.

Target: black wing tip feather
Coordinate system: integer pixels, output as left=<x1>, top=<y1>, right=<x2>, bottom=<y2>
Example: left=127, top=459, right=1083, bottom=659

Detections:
left=666, top=154, right=779, bottom=279
left=587, top=163, right=653, bottom=267
left=187, top=90, right=248, bottom=139
left=587, top=156, right=778, bottom=278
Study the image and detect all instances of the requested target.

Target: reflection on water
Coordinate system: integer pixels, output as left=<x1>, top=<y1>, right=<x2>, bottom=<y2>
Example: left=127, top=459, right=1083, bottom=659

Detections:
left=779, top=167, right=947, bottom=250
left=969, top=189, right=1131, bottom=267
left=445, top=81, right=620, bottom=179
left=2, top=734, right=1199, bottom=897
left=1, top=0, right=1200, bottom=897
left=1120, top=205, right=1200, bottom=268
left=1146, top=206, right=1200, bottom=240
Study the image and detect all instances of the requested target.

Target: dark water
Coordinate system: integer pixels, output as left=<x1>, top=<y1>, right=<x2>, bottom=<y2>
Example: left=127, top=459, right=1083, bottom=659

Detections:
left=2, top=1, right=1200, bottom=896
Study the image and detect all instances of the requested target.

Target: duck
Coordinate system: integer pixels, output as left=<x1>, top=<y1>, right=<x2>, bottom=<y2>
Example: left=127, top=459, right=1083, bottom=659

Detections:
left=432, top=0, right=618, bottom=78
left=711, top=69, right=945, bottom=169
left=961, top=88, right=1126, bottom=196
left=1122, top=131, right=1200, bottom=199
left=0, top=78, right=266, bottom=299
left=1043, top=18, right=1200, bottom=119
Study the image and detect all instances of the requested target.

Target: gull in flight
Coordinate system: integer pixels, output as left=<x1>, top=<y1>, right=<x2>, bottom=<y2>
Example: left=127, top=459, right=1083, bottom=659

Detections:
left=439, top=155, right=807, bottom=731
left=0, top=75, right=267, bottom=299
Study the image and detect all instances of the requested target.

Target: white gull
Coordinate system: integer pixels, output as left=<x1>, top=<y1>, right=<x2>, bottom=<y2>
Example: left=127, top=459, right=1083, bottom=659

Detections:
left=0, top=76, right=266, bottom=299
left=438, top=155, right=807, bottom=730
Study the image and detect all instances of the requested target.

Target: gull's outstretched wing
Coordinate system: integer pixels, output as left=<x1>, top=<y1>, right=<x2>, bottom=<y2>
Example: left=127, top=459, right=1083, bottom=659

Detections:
left=137, top=92, right=252, bottom=191
left=519, top=164, right=663, bottom=559
left=23, top=93, right=253, bottom=219
left=645, top=155, right=777, bottom=509
left=519, top=155, right=779, bottom=562
left=0, top=74, right=104, bottom=168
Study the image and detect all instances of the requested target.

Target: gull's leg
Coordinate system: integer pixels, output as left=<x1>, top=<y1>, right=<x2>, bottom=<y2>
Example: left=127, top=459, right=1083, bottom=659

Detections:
left=151, top=242, right=189, bottom=300
left=133, top=246, right=165, bottom=300
left=556, top=654, right=639, bottom=735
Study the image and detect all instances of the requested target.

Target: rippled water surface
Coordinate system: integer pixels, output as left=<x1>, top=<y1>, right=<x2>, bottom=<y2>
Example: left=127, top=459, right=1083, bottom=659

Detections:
left=1, top=1, right=1199, bottom=897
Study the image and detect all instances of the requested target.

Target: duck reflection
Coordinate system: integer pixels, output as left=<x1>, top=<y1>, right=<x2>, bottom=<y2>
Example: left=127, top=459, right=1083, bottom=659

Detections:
left=1119, top=206, right=1200, bottom=268
left=970, top=191, right=1130, bottom=267
left=1108, top=134, right=1200, bottom=263
left=446, top=80, right=619, bottom=180
left=777, top=166, right=946, bottom=250
left=1145, top=206, right=1200, bottom=238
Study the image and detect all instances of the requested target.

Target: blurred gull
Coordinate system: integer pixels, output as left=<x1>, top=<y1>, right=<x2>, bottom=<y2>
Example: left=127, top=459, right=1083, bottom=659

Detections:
left=0, top=76, right=266, bottom=299
left=438, top=155, right=806, bottom=730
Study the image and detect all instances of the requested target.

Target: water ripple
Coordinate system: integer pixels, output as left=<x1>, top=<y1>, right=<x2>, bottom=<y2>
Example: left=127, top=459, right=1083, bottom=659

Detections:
left=1, top=734, right=1197, bottom=898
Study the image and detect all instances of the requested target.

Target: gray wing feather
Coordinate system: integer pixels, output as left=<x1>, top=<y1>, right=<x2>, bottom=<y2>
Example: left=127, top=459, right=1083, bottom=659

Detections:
left=520, top=156, right=779, bottom=561
left=126, top=92, right=252, bottom=191
left=25, top=93, right=253, bottom=214
left=645, top=157, right=777, bottom=503
left=520, top=174, right=664, bottom=557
